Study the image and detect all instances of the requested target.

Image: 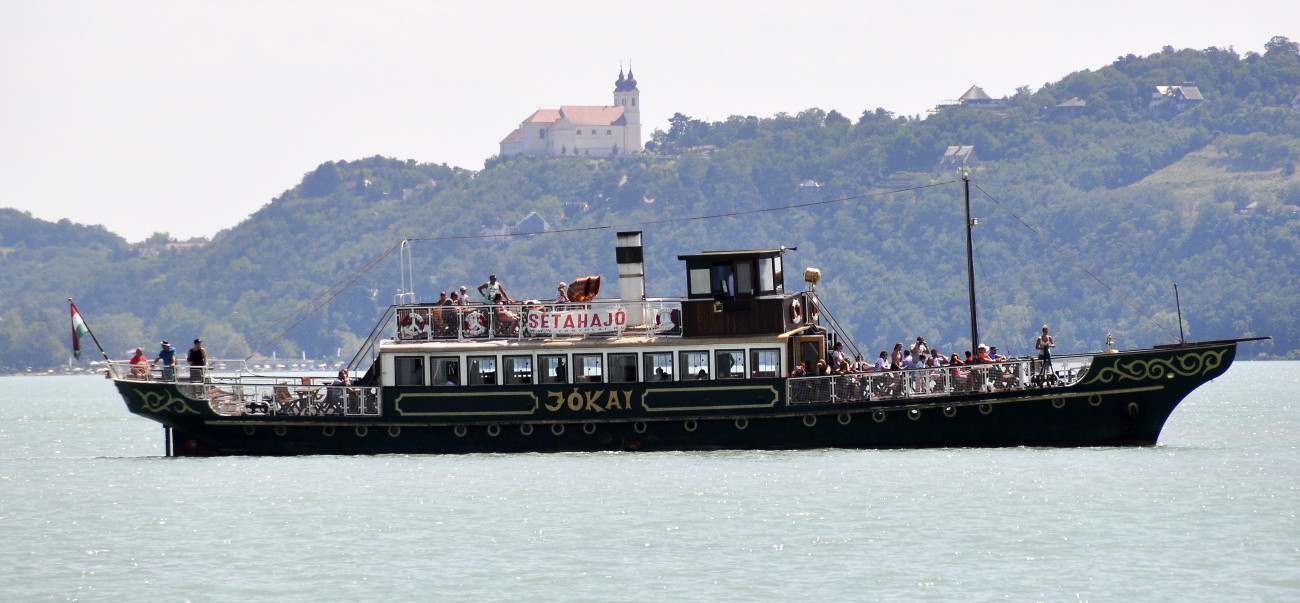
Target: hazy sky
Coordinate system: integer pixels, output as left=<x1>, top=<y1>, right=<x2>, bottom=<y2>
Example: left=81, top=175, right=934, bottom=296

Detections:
left=1, top=1, right=1294, bottom=242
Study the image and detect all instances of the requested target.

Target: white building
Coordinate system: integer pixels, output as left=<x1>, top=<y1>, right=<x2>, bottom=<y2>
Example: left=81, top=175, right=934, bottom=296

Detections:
left=500, top=68, right=642, bottom=158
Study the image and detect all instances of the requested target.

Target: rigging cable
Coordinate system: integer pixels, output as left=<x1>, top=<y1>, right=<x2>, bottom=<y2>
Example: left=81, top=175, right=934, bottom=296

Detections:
left=971, top=182, right=1180, bottom=341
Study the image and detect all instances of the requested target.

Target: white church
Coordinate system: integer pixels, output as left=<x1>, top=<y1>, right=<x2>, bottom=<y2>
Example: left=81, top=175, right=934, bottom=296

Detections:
left=499, top=68, right=642, bottom=158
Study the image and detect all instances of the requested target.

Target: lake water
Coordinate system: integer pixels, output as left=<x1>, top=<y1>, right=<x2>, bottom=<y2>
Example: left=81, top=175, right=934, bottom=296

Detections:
left=1, top=362, right=1297, bottom=601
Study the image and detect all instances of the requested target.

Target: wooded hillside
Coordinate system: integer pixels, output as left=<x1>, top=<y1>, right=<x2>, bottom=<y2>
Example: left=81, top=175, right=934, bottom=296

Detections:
left=3, top=39, right=1298, bottom=371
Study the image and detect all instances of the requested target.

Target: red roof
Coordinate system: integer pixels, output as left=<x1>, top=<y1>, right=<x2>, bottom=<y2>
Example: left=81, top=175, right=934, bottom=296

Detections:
left=559, top=105, right=626, bottom=126
left=524, top=109, right=562, bottom=123
left=499, top=128, right=523, bottom=144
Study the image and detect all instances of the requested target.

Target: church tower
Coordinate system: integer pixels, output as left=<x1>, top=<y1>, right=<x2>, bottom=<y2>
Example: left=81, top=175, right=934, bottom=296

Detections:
left=613, top=66, right=642, bottom=153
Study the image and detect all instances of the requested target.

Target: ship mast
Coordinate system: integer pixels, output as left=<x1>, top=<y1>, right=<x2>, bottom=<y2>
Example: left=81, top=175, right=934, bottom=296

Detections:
left=960, top=167, right=980, bottom=353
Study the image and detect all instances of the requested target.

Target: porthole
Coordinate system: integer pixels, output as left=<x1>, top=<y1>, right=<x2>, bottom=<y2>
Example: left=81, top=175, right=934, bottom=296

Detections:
left=388, top=425, right=401, bottom=438
left=520, top=424, right=533, bottom=436
left=943, top=406, right=957, bottom=418
left=486, top=424, right=500, bottom=437
left=454, top=425, right=467, bottom=437
left=355, top=426, right=368, bottom=437
left=684, top=419, right=698, bottom=432
left=1088, top=394, right=1102, bottom=407
left=872, top=410, right=886, bottom=423
left=552, top=423, right=565, bottom=436
left=634, top=421, right=647, bottom=434
left=274, top=425, right=286, bottom=437
left=803, top=415, right=817, bottom=427
left=243, top=425, right=255, bottom=436
left=978, top=404, right=992, bottom=415
left=734, top=418, right=749, bottom=430
left=322, top=425, right=335, bottom=437
left=1052, top=398, right=1066, bottom=409
left=582, top=423, right=596, bottom=435
left=837, top=413, right=851, bottom=425
left=908, top=409, right=921, bottom=421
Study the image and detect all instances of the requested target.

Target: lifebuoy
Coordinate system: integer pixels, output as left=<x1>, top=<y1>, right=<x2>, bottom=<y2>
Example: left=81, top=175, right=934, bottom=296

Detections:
left=463, top=310, right=487, bottom=336
left=398, top=310, right=426, bottom=338
left=809, top=301, right=819, bottom=323
left=654, top=308, right=676, bottom=332
left=791, top=299, right=804, bottom=324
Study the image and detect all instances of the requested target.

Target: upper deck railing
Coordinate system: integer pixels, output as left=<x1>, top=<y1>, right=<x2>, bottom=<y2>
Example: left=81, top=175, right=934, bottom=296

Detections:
left=393, top=299, right=683, bottom=342
left=786, top=355, right=1093, bottom=406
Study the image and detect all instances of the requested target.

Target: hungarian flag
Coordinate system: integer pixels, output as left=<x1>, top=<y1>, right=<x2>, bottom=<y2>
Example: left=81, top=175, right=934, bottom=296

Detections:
left=71, top=302, right=90, bottom=360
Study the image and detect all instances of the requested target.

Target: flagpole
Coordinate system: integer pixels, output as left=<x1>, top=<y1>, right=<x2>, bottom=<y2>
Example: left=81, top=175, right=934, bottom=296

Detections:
left=69, top=298, right=111, bottom=362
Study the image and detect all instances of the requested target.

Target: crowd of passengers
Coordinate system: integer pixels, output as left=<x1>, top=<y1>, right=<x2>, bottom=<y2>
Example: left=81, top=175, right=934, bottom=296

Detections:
left=792, top=336, right=1015, bottom=378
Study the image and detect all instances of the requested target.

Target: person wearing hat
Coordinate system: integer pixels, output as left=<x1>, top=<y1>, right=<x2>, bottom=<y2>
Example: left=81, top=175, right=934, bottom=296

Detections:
left=976, top=344, right=993, bottom=364
left=152, top=340, right=176, bottom=381
left=457, top=286, right=469, bottom=306
left=478, top=274, right=509, bottom=305
left=187, top=338, right=208, bottom=382
left=555, top=282, right=569, bottom=303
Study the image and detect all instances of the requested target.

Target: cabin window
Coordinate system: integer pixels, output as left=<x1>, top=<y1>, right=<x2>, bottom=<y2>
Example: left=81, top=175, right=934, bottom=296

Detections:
left=467, top=356, right=497, bottom=386
left=735, top=262, right=754, bottom=295
left=574, top=353, right=603, bottom=383
left=430, top=357, right=459, bottom=386
left=394, top=356, right=425, bottom=386
left=711, top=264, right=735, bottom=298
left=538, top=354, right=568, bottom=384
left=715, top=349, right=746, bottom=379
left=503, top=355, right=533, bottom=385
left=608, top=353, right=638, bottom=383
left=750, top=349, right=780, bottom=378
left=688, top=268, right=711, bottom=296
left=680, top=351, right=709, bottom=380
left=758, top=258, right=775, bottom=292
left=643, top=352, right=674, bottom=381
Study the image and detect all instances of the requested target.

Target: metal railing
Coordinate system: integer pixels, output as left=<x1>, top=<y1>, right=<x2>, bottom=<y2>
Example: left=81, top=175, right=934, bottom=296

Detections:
left=394, top=300, right=683, bottom=342
left=787, top=356, right=1092, bottom=405
left=107, top=362, right=381, bottom=417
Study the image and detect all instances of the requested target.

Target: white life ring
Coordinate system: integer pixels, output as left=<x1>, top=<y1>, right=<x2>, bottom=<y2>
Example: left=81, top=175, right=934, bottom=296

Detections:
left=809, top=301, right=819, bottom=323
left=399, top=310, right=426, bottom=338
left=791, top=299, right=804, bottom=324
left=463, top=310, right=487, bottom=336
left=654, top=308, right=676, bottom=332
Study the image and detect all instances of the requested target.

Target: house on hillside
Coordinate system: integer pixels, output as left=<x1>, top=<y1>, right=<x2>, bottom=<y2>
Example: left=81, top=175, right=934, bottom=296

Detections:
left=1291, top=90, right=1300, bottom=111
left=933, top=85, right=1007, bottom=112
left=1149, top=84, right=1204, bottom=115
left=936, top=145, right=978, bottom=171
left=499, top=68, right=642, bottom=159
left=1054, top=97, right=1087, bottom=118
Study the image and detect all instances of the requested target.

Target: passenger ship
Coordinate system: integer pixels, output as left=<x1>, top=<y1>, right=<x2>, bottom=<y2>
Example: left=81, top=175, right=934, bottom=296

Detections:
left=106, top=227, right=1255, bottom=456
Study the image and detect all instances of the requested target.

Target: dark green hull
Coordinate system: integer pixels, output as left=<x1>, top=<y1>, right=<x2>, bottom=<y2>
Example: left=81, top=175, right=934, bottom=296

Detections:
left=113, top=342, right=1236, bottom=456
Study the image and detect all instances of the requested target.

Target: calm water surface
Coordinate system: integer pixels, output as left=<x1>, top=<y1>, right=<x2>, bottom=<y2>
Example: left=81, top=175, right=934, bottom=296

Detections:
left=1, top=363, right=1297, bottom=601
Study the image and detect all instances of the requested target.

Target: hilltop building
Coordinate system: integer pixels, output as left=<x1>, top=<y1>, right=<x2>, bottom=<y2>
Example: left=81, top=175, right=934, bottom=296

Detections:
left=1148, top=84, right=1204, bottom=114
left=499, top=68, right=642, bottom=159
left=933, top=85, right=1008, bottom=112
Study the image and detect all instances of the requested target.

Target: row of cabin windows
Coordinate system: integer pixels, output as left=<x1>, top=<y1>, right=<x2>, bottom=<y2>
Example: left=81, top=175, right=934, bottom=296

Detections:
left=686, top=256, right=782, bottom=299
left=392, top=348, right=781, bottom=387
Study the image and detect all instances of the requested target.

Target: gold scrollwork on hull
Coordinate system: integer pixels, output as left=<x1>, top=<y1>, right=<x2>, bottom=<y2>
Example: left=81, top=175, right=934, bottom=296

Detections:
left=135, top=390, right=203, bottom=415
left=1083, top=349, right=1227, bottom=385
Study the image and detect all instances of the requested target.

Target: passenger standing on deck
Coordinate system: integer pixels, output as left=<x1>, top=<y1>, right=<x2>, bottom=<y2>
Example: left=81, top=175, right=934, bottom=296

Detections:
left=186, top=338, right=207, bottom=382
left=555, top=283, right=569, bottom=304
left=1035, top=324, right=1056, bottom=376
left=152, top=341, right=176, bottom=381
left=910, top=336, right=929, bottom=358
left=457, top=286, right=469, bottom=306
left=830, top=342, right=846, bottom=367
left=478, top=274, right=509, bottom=305
left=890, top=342, right=904, bottom=370
left=435, top=291, right=449, bottom=305
left=874, top=351, right=890, bottom=371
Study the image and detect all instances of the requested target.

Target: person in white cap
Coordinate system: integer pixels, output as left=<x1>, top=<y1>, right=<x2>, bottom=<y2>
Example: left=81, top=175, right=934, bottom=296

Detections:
left=555, top=282, right=569, bottom=303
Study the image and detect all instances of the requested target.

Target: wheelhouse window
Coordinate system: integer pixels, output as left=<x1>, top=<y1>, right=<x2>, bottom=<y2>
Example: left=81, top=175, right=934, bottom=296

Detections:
left=430, top=357, right=459, bottom=386
left=644, top=351, right=673, bottom=381
left=574, top=353, right=603, bottom=383
left=750, top=348, right=780, bottom=378
left=608, top=353, right=637, bottom=383
left=467, top=356, right=497, bottom=385
left=715, top=349, right=746, bottom=379
left=680, top=251, right=786, bottom=300
left=503, top=355, right=533, bottom=385
left=394, top=356, right=424, bottom=386
left=680, top=351, right=709, bottom=380
left=539, top=354, right=568, bottom=384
